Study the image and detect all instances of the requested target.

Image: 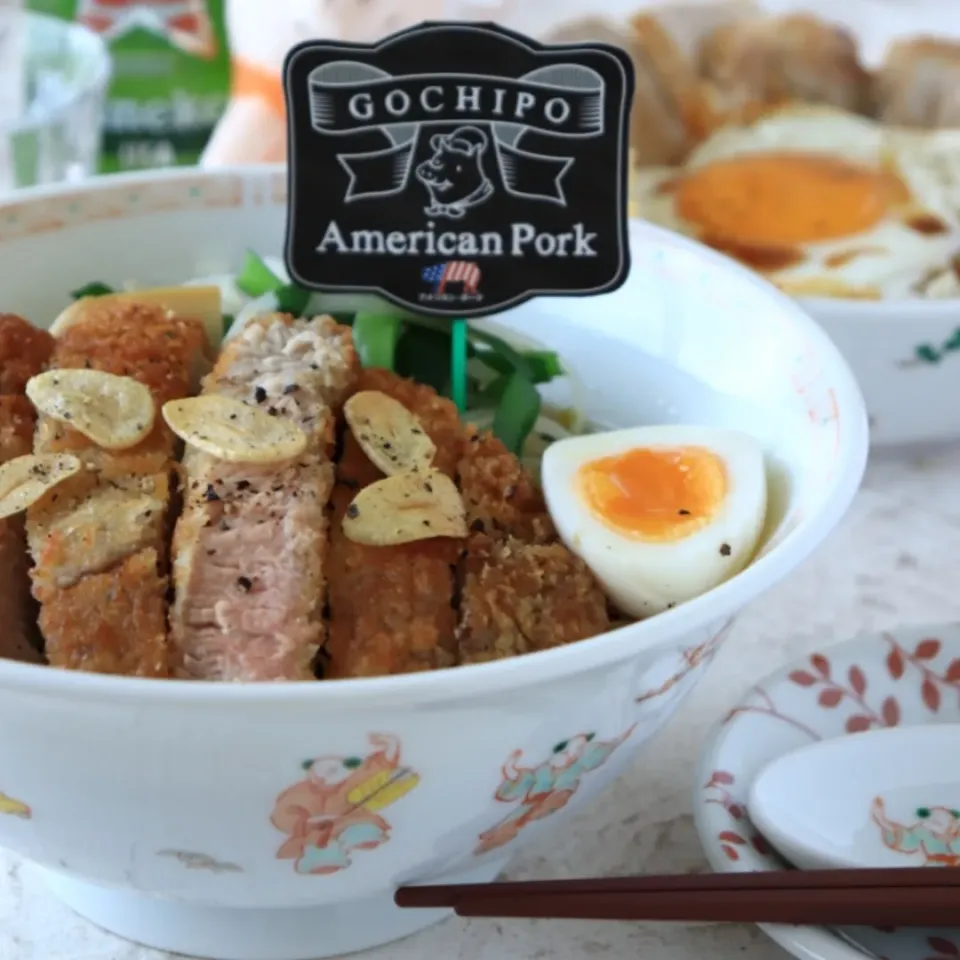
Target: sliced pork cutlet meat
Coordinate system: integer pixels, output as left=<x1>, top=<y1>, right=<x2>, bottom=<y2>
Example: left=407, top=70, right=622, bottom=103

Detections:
left=456, top=431, right=610, bottom=664
left=170, top=314, right=357, bottom=682
left=325, top=369, right=464, bottom=679
left=27, top=301, right=208, bottom=677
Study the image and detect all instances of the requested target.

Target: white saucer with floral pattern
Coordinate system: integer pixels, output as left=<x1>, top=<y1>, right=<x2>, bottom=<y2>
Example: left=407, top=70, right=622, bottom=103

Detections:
left=694, top=624, right=960, bottom=960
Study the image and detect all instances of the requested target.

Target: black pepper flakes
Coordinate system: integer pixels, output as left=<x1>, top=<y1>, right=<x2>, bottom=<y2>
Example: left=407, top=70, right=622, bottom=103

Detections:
left=236, top=480, right=250, bottom=491
left=254, top=386, right=267, bottom=403
left=283, top=384, right=299, bottom=395
left=346, top=504, right=359, bottom=519
left=719, top=543, right=732, bottom=557
left=237, top=576, right=252, bottom=592
left=424, top=482, right=433, bottom=493
left=204, top=484, right=220, bottom=502
left=470, top=518, right=485, bottom=533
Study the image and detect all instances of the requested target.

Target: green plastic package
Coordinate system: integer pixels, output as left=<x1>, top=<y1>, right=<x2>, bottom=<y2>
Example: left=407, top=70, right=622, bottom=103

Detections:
left=27, top=0, right=230, bottom=172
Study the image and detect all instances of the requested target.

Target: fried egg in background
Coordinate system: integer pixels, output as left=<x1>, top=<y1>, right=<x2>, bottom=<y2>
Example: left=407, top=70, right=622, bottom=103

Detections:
left=632, top=105, right=960, bottom=300
left=541, top=425, right=768, bottom=619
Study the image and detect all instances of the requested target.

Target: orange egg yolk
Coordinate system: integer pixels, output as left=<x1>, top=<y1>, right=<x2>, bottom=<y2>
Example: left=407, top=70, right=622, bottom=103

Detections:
left=577, top=446, right=727, bottom=542
left=674, top=153, right=910, bottom=246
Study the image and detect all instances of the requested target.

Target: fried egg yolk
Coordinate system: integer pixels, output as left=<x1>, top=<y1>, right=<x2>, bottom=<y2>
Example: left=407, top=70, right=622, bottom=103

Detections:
left=674, top=153, right=911, bottom=245
left=577, top=446, right=727, bottom=542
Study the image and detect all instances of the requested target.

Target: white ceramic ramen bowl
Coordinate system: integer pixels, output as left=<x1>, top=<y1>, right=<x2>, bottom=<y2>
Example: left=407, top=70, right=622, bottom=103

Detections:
left=0, top=166, right=867, bottom=960
left=802, top=296, right=960, bottom=448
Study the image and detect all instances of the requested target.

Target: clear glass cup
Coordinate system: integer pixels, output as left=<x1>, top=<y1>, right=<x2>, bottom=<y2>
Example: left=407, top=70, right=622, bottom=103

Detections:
left=0, top=8, right=111, bottom=193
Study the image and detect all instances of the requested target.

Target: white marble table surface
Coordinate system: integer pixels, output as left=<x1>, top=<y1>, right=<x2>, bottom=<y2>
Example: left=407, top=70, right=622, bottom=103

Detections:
left=3, top=444, right=960, bottom=960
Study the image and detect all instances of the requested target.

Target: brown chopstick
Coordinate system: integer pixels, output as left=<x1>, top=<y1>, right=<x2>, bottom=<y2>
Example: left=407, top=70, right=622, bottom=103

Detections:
left=396, top=868, right=960, bottom=926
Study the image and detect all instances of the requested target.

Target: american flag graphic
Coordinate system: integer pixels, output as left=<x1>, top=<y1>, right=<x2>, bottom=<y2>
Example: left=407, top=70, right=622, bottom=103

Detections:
left=76, top=0, right=217, bottom=58
left=421, top=261, right=481, bottom=295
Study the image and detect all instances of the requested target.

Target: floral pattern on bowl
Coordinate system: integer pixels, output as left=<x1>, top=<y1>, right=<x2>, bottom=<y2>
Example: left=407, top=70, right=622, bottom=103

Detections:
left=694, top=624, right=960, bottom=960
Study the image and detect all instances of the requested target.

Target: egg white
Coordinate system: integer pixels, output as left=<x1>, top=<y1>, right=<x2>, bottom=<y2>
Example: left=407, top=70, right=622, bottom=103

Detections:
left=542, top=425, right=768, bottom=618
left=634, top=106, right=960, bottom=299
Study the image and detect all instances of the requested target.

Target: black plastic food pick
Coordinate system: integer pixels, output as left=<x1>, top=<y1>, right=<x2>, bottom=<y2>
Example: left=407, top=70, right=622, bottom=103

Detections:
left=282, top=19, right=635, bottom=410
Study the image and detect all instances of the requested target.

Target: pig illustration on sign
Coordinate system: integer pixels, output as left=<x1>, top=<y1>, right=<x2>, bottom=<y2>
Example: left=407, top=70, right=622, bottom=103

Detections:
left=415, top=126, right=495, bottom=220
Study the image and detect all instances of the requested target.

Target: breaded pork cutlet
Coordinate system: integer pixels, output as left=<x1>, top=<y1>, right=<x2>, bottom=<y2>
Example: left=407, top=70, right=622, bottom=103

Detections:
left=456, top=534, right=612, bottom=664
left=456, top=430, right=611, bottom=664
left=324, top=369, right=464, bottom=679
left=170, top=314, right=357, bottom=681
left=698, top=13, right=872, bottom=119
left=0, top=313, right=56, bottom=395
left=0, top=315, right=54, bottom=665
left=874, top=38, right=960, bottom=129
left=26, top=301, right=207, bottom=676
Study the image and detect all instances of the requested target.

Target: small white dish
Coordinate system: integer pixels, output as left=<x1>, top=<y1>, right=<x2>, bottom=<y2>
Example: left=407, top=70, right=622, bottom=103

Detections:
left=748, top=724, right=960, bottom=871
left=694, top=623, right=960, bottom=960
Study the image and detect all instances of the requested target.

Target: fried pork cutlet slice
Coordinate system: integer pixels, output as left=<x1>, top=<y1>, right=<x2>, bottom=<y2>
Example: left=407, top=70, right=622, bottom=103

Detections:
left=325, top=369, right=464, bottom=679
left=456, top=430, right=610, bottom=664
left=457, top=534, right=611, bottom=664
left=457, top=429, right=555, bottom=544
left=27, top=301, right=207, bottom=677
left=170, top=314, right=357, bottom=682
left=874, top=38, right=960, bottom=128
left=0, top=313, right=55, bottom=395
left=697, top=13, right=872, bottom=119
left=0, top=318, right=53, bottom=666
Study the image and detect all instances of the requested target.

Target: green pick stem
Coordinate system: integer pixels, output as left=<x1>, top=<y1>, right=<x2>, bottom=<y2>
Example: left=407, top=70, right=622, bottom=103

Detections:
left=450, top=319, right=468, bottom=413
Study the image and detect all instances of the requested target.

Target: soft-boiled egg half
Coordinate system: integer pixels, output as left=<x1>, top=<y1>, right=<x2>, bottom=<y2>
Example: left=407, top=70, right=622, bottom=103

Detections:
left=542, top=425, right=767, bottom=618
left=633, top=105, right=960, bottom=300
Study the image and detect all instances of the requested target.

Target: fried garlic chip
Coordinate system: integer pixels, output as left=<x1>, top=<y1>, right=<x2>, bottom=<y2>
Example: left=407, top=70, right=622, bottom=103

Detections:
left=342, top=468, right=467, bottom=546
left=27, top=369, right=156, bottom=451
left=0, top=453, right=82, bottom=520
left=345, top=390, right=436, bottom=476
left=163, top=395, right=308, bottom=464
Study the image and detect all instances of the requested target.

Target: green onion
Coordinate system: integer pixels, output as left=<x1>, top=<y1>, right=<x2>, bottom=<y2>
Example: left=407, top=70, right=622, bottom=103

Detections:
left=520, top=350, right=564, bottom=382
left=394, top=325, right=451, bottom=394
left=274, top=283, right=311, bottom=317
left=470, top=373, right=510, bottom=408
left=222, top=313, right=235, bottom=335
left=353, top=314, right=403, bottom=369
left=70, top=281, right=114, bottom=300
left=236, top=250, right=284, bottom=297
left=469, top=328, right=533, bottom=378
left=492, top=372, right=542, bottom=457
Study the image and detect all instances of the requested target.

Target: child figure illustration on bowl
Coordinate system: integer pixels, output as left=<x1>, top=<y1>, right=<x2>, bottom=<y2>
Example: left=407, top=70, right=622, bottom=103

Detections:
left=271, top=733, right=420, bottom=876
left=871, top=796, right=960, bottom=866
left=475, top=726, right=635, bottom=856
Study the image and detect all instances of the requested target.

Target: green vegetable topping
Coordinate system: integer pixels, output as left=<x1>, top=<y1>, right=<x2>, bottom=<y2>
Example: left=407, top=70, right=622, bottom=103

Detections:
left=274, top=283, right=311, bottom=317
left=394, top=324, right=450, bottom=395
left=70, top=281, right=114, bottom=300
left=236, top=250, right=284, bottom=298
left=353, top=314, right=403, bottom=370
left=222, top=313, right=235, bottom=335
left=492, top=372, right=542, bottom=457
